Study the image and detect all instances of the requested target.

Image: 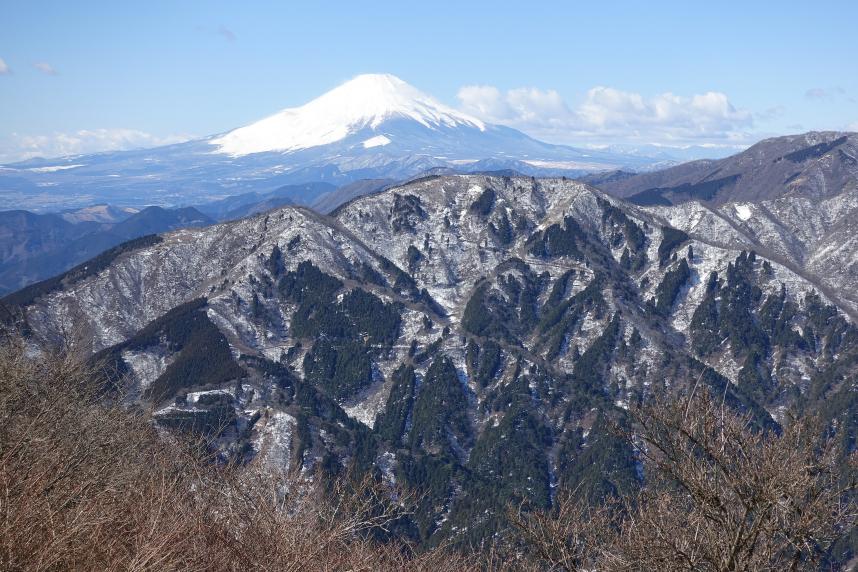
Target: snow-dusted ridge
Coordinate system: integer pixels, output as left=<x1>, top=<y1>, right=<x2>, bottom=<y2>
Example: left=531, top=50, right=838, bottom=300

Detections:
left=16, top=172, right=858, bottom=547
left=210, top=74, right=485, bottom=156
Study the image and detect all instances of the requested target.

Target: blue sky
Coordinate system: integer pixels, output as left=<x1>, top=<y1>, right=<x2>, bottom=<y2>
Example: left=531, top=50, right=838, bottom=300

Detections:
left=1, top=0, right=856, bottom=161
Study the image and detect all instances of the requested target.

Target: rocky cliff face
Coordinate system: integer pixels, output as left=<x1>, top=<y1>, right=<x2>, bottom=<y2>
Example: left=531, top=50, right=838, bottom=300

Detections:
left=7, top=173, right=858, bottom=547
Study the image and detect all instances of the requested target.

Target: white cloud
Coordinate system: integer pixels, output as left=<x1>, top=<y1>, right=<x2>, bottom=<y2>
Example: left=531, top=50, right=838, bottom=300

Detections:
left=457, top=84, right=754, bottom=145
left=195, top=25, right=237, bottom=42
left=33, top=62, right=57, bottom=75
left=0, top=128, right=193, bottom=163
left=847, top=121, right=858, bottom=132
left=806, top=86, right=847, bottom=100
left=456, top=85, right=571, bottom=132
left=0, top=57, right=10, bottom=75
left=805, top=87, right=829, bottom=99
left=217, top=25, right=236, bottom=42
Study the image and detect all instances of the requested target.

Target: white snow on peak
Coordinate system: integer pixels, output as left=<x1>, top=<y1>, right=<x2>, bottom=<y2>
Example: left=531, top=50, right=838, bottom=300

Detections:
left=211, top=73, right=485, bottom=156
left=362, top=134, right=392, bottom=149
left=734, top=203, right=753, bottom=221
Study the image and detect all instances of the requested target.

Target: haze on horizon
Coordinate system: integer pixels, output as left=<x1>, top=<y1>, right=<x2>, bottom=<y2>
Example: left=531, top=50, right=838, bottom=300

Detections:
left=1, top=0, right=857, bottom=163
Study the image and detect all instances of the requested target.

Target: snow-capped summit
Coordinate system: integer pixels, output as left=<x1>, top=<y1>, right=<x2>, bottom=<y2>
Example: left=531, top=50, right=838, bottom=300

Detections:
left=5, top=74, right=666, bottom=212
left=210, top=73, right=486, bottom=156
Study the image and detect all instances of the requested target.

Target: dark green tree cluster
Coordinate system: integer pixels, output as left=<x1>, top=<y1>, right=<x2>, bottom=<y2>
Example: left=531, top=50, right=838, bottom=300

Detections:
left=657, top=226, right=690, bottom=266
left=569, top=313, right=622, bottom=401
left=264, top=244, right=284, bottom=276
left=556, top=413, right=639, bottom=504
left=527, top=216, right=588, bottom=259
left=719, top=251, right=767, bottom=357
left=461, top=282, right=515, bottom=341
left=461, top=261, right=545, bottom=343
left=466, top=339, right=503, bottom=388
left=598, top=198, right=648, bottom=270
left=276, top=261, right=402, bottom=400
left=389, top=193, right=427, bottom=233
left=691, top=252, right=768, bottom=360
left=467, top=402, right=551, bottom=508
left=377, top=256, right=420, bottom=298
left=488, top=210, right=514, bottom=245
left=94, top=298, right=244, bottom=404
left=279, top=263, right=402, bottom=345
left=648, top=258, right=691, bottom=316
left=689, top=271, right=722, bottom=356
left=758, top=284, right=805, bottom=351
left=408, top=356, right=472, bottom=454
left=406, top=245, right=422, bottom=273
left=303, top=339, right=372, bottom=400
left=536, top=277, right=607, bottom=360
left=544, top=269, right=575, bottom=310
left=373, top=365, right=415, bottom=444
left=468, top=187, right=496, bottom=216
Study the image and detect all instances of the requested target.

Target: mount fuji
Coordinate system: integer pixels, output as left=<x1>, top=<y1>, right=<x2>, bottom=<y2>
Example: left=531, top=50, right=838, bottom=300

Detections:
left=2, top=74, right=662, bottom=212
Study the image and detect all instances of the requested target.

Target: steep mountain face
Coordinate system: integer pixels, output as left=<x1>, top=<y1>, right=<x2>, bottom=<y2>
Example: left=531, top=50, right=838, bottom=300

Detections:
left=6, top=174, right=857, bottom=550
left=643, top=189, right=858, bottom=318
left=0, top=74, right=660, bottom=212
left=596, top=131, right=858, bottom=206
left=586, top=132, right=858, bottom=321
left=0, top=206, right=212, bottom=294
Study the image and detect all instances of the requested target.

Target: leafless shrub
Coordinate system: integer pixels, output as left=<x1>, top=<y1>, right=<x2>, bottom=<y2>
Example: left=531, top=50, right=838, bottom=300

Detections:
left=6, top=335, right=853, bottom=571
left=0, top=339, right=487, bottom=571
left=606, top=388, right=857, bottom=571
left=507, top=486, right=617, bottom=571
left=512, top=388, right=857, bottom=572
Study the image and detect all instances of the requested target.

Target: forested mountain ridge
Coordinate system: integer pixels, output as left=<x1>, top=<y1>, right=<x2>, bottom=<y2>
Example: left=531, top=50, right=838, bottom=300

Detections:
left=5, top=173, right=857, bottom=550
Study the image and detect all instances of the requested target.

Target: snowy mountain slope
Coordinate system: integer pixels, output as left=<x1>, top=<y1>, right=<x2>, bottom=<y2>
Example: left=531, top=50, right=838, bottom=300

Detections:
left=210, top=74, right=486, bottom=155
left=584, top=131, right=858, bottom=322
left=1, top=74, right=659, bottom=213
left=19, top=206, right=390, bottom=351
left=11, top=174, right=853, bottom=423
left=7, top=173, right=858, bottom=549
left=643, top=182, right=858, bottom=318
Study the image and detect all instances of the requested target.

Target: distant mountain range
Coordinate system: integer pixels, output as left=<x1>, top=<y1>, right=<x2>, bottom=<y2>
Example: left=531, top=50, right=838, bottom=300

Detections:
left=3, top=130, right=855, bottom=297
left=0, top=74, right=672, bottom=213
left=195, top=179, right=394, bottom=220
left=0, top=205, right=211, bottom=294
left=0, top=179, right=403, bottom=295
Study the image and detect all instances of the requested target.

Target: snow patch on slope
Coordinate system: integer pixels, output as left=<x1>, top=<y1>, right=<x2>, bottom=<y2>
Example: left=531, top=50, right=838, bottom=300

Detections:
left=362, top=134, right=392, bottom=149
left=253, top=410, right=296, bottom=469
left=734, top=204, right=752, bottom=221
left=121, top=349, right=172, bottom=391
